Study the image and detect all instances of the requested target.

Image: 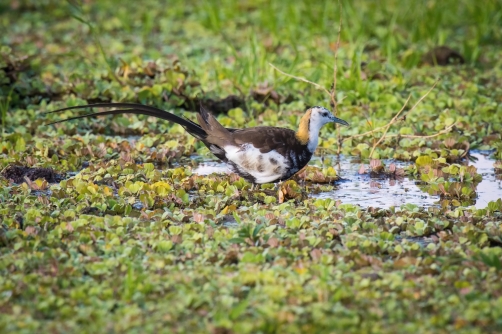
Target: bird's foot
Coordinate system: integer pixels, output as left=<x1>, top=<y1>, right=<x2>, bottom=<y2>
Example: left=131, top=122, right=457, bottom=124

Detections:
left=273, top=180, right=283, bottom=191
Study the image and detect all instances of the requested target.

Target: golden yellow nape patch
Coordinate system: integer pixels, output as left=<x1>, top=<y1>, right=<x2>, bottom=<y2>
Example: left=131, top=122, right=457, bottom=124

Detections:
left=295, top=109, right=311, bottom=145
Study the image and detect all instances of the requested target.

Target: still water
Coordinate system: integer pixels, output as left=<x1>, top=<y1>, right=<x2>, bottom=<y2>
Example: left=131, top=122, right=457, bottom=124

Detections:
left=193, top=152, right=502, bottom=209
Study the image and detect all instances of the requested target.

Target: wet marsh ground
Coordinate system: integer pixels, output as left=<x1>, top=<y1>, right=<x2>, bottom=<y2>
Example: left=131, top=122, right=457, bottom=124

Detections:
left=194, top=151, right=502, bottom=209
left=1, top=0, right=502, bottom=333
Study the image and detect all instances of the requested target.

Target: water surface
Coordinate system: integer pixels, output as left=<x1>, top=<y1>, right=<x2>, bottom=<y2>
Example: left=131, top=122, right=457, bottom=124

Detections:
left=193, top=152, right=502, bottom=209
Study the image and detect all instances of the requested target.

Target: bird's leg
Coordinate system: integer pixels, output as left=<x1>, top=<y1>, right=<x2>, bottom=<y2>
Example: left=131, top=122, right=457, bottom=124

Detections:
left=303, top=171, right=307, bottom=192
left=250, top=183, right=255, bottom=191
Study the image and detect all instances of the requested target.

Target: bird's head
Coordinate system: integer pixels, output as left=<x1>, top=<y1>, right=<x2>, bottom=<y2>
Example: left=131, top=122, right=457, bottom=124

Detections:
left=309, top=106, right=349, bottom=128
left=296, top=106, right=349, bottom=151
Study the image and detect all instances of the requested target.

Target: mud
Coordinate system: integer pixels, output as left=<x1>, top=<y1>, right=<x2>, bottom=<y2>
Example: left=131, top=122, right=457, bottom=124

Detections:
left=422, top=46, right=465, bottom=66
left=1, top=165, right=63, bottom=184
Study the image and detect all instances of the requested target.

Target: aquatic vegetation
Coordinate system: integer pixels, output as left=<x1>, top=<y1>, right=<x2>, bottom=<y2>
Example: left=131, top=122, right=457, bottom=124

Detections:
left=1, top=0, right=502, bottom=332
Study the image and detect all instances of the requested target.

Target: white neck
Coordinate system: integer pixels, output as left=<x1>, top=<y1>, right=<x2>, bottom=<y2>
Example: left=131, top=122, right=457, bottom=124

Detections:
left=307, top=121, right=322, bottom=152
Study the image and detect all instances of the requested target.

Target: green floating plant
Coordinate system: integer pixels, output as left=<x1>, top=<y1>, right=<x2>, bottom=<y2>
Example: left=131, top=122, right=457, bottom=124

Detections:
left=1, top=0, right=502, bottom=332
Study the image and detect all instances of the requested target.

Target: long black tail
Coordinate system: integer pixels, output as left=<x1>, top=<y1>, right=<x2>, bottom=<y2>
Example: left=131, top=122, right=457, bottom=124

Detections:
left=44, top=102, right=208, bottom=139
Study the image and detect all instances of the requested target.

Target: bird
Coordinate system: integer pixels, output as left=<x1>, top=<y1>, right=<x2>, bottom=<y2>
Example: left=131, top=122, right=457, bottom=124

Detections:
left=46, top=103, right=349, bottom=185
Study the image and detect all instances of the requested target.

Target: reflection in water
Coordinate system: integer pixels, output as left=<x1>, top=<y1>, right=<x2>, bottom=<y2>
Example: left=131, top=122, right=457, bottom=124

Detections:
left=470, top=153, right=502, bottom=209
left=193, top=161, right=230, bottom=176
left=192, top=152, right=502, bottom=210
left=312, top=156, right=441, bottom=209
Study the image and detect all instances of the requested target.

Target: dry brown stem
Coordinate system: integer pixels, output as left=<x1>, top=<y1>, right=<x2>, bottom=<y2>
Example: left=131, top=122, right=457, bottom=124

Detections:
left=388, top=122, right=456, bottom=139
left=368, top=79, right=439, bottom=158
left=269, top=63, right=332, bottom=96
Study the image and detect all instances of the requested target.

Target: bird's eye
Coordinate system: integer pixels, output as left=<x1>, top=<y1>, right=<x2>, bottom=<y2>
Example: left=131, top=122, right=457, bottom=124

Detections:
left=322, top=112, right=328, bottom=117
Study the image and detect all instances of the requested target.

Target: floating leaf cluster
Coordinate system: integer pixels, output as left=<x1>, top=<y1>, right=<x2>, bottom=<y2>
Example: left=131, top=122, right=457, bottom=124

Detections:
left=1, top=0, right=502, bottom=332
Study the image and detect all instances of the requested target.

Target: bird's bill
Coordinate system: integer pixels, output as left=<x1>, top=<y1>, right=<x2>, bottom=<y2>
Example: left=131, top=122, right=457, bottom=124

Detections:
left=330, top=115, right=349, bottom=126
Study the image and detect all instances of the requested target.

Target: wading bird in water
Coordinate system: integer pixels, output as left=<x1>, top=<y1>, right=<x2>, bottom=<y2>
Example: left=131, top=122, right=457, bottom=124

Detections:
left=47, top=103, right=349, bottom=185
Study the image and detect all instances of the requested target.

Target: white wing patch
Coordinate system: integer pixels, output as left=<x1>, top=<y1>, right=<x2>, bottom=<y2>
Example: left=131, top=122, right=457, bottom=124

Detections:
left=224, top=143, right=289, bottom=183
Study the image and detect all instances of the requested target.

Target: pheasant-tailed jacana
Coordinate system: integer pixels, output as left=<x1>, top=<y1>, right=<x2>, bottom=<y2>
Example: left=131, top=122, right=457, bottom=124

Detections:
left=46, top=103, right=349, bottom=184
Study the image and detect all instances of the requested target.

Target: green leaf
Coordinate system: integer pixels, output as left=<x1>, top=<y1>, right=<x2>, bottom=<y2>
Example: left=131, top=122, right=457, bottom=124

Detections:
left=230, top=298, right=250, bottom=320
left=15, top=136, right=25, bottom=152
left=169, top=226, right=182, bottom=235
left=416, top=156, right=432, bottom=166
left=232, top=211, right=242, bottom=224
left=229, top=237, right=245, bottom=244
left=479, top=252, right=502, bottom=271
left=156, top=240, right=173, bottom=253
left=143, top=163, right=155, bottom=172
left=252, top=224, right=264, bottom=239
